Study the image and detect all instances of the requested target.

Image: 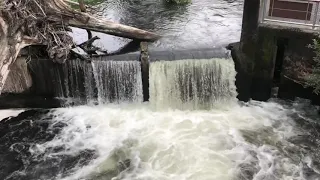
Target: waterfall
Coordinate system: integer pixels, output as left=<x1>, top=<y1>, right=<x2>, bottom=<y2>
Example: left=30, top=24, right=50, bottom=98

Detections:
left=91, top=60, right=143, bottom=104
left=50, top=59, right=95, bottom=104
left=28, top=49, right=235, bottom=108
left=28, top=55, right=143, bottom=105
left=28, top=58, right=93, bottom=101
left=149, top=58, right=237, bottom=110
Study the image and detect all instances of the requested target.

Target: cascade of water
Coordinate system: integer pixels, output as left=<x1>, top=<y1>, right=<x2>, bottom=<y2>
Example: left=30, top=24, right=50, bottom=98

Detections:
left=29, top=57, right=143, bottom=105
left=149, top=58, right=237, bottom=110
left=52, top=59, right=95, bottom=104
left=91, top=59, right=143, bottom=104
left=7, top=55, right=320, bottom=180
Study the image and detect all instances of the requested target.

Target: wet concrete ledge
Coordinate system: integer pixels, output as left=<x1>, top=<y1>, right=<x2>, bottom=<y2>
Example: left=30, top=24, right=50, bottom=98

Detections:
left=149, top=47, right=230, bottom=61
left=0, top=46, right=232, bottom=109
left=91, top=53, right=140, bottom=61
left=0, top=94, right=62, bottom=109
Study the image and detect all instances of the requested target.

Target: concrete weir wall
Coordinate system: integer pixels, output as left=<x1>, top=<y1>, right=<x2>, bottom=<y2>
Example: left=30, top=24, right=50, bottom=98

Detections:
left=0, top=45, right=230, bottom=109
left=228, top=0, right=320, bottom=104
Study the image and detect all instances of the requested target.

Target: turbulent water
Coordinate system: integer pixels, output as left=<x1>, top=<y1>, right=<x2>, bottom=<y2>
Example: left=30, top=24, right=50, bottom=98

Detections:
left=4, top=52, right=320, bottom=180
left=1, top=100, right=320, bottom=180
left=150, top=58, right=237, bottom=110
left=2, top=1, right=320, bottom=179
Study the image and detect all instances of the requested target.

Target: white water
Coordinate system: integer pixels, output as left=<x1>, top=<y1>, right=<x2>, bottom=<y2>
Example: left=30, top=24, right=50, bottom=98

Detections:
left=0, top=109, right=24, bottom=120
left=51, top=59, right=143, bottom=104
left=28, top=100, right=315, bottom=180
left=8, top=56, right=319, bottom=180
left=150, top=58, right=237, bottom=110
left=92, top=60, right=143, bottom=104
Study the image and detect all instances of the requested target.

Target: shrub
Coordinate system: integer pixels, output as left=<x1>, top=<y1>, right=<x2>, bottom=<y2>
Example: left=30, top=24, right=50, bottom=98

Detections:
left=304, top=38, right=320, bottom=94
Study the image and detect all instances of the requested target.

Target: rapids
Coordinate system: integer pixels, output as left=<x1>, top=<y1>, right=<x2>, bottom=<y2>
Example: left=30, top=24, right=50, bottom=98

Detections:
left=1, top=0, right=320, bottom=180
left=1, top=100, right=320, bottom=180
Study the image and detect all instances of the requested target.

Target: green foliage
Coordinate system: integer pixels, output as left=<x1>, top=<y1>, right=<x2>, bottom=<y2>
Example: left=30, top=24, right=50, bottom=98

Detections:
left=165, top=0, right=191, bottom=5
left=305, top=38, right=320, bottom=94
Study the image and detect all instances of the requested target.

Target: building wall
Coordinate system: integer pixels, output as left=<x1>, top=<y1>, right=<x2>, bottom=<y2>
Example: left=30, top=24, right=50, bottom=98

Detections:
left=230, top=0, right=320, bottom=103
left=269, top=0, right=312, bottom=20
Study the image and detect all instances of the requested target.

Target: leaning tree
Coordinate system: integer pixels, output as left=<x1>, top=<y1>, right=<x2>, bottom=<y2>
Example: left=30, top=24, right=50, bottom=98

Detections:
left=0, top=0, right=160, bottom=94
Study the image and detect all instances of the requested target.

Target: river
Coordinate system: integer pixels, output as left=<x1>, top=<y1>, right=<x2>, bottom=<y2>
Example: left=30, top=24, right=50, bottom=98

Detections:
left=1, top=0, right=320, bottom=180
left=1, top=99, right=320, bottom=180
left=72, top=0, right=243, bottom=52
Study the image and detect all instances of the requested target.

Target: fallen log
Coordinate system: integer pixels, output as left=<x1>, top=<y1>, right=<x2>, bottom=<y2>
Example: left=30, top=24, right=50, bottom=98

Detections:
left=68, top=17, right=160, bottom=41
left=0, top=0, right=160, bottom=94
left=77, top=0, right=92, bottom=39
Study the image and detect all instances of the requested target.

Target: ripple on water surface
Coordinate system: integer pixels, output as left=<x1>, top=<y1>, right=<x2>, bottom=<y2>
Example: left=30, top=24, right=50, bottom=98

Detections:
left=71, top=0, right=243, bottom=52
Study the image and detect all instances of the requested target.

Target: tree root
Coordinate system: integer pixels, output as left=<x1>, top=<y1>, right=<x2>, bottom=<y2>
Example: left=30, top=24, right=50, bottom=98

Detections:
left=0, top=0, right=160, bottom=94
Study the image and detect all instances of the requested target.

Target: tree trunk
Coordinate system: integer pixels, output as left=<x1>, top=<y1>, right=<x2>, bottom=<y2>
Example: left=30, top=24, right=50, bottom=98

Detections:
left=0, top=17, right=30, bottom=93
left=0, top=0, right=160, bottom=94
left=68, top=17, right=160, bottom=41
left=48, top=0, right=160, bottom=41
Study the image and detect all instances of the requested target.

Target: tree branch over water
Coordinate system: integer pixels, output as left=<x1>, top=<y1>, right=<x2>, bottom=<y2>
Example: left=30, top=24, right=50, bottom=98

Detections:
left=0, top=0, right=160, bottom=94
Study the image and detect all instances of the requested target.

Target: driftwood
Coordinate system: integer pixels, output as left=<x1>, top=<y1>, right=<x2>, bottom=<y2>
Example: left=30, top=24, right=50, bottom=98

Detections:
left=77, top=0, right=92, bottom=39
left=0, top=0, right=160, bottom=94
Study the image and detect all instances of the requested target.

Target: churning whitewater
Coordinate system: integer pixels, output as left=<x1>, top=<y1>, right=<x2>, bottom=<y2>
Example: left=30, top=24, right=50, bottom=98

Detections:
left=1, top=57, right=320, bottom=180
left=8, top=100, right=319, bottom=180
left=150, top=58, right=237, bottom=110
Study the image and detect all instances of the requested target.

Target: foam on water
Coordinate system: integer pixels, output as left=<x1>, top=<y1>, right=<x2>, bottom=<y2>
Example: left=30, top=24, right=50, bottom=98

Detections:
left=19, top=100, right=319, bottom=180
left=5, top=51, right=320, bottom=180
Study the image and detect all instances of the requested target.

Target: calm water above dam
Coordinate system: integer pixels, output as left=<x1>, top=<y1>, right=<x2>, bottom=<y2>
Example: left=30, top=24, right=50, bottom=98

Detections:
left=2, top=0, right=320, bottom=180
left=72, top=0, right=243, bottom=51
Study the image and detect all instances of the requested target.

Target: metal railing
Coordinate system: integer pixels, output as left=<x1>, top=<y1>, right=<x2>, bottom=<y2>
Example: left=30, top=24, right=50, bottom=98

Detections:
left=259, top=0, right=320, bottom=30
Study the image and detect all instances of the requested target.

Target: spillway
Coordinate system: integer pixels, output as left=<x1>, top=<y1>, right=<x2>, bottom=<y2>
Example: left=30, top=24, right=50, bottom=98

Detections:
left=1, top=49, right=319, bottom=180
left=150, top=58, right=237, bottom=110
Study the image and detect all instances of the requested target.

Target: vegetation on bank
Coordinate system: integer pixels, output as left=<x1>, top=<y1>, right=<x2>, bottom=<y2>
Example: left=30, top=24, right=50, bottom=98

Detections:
left=304, top=38, right=320, bottom=94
